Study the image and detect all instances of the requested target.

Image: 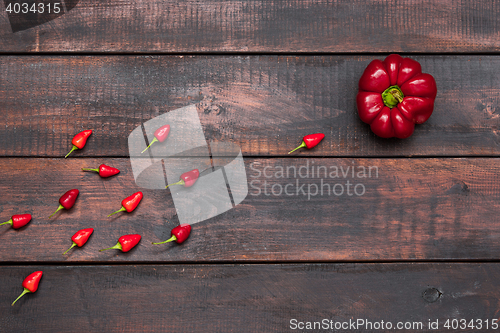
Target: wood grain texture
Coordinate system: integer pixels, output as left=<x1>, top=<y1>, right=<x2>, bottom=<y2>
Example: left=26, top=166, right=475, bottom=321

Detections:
left=1, top=157, right=500, bottom=262
left=1, top=55, right=500, bottom=157
left=0, top=0, right=499, bottom=52
left=1, top=263, right=500, bottom=332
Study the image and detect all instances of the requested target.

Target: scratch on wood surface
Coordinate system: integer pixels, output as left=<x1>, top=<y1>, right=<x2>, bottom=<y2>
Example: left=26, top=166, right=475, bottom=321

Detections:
left=35, top=28, right=39, bottom=52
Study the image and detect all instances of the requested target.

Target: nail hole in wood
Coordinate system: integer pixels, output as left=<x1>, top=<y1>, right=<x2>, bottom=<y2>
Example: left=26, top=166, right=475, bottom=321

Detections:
left=422, top=288, right=442, bottom=303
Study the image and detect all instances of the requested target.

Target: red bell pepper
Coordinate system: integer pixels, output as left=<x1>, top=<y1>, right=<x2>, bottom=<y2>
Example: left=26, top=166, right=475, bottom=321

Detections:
left=357, top=54, right=437, bottom=139
left=11, top=271, right=43, bottom=306
left=65, top=130, right=92, bottom=158
left=152, top=224, right=191, bottom=245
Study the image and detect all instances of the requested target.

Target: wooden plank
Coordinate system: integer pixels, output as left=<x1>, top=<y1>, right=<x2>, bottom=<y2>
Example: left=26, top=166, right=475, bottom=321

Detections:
left=0, top=0, right=499, bottom=52
left=1, top=157, right=500, bottom=262
left=1, top=263, right=500, bottom=332
left=1, top=55, right=500, bottom=157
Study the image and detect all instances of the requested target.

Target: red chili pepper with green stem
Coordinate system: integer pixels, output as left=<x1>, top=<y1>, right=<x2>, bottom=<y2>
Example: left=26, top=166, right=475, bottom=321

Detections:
left=49, top=189, right=79, bottom=218
left=100, top=234, right=141, bottom=252
left=0, top=214, right=31, bottom=229
left=165, top=169, right=199, bottom=189
left=152, top=224, right=191, bottom=245
left=82, top=164, right=120, bottom=178
left=107, top=191, right=143, bottom=217
left=288, top=133, right=325, bottom=154
left=63, top=228, right=94, bottom=255
left=11, top=271, right=43, bottom=306
left=142, top=125, right=170, bottom=153
left=65, top=130, right=92, bottom=158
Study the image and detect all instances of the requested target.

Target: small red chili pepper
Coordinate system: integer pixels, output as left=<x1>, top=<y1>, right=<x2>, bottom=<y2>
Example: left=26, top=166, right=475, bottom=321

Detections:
left=63, top=228, right=94, bottom=255
left=49, top=189, right=79, bottom=219
left=81, top=164, right=120, bottom=178
left=107, top=191, right=143, bottom=217
left=288, top=133, right=325, bottom=154
left=165, top=169, right=200, bottom=189
left=65, top=129, right=92, bottom=158
left=152, top=224, right=191, bottom=245
left=99, top=234, right=141, bottom=252
left=0, top=214, right=32, bottom=229
left=142, top=125, right=170, bottom=153
left=11, top=271, right=43, bottom=306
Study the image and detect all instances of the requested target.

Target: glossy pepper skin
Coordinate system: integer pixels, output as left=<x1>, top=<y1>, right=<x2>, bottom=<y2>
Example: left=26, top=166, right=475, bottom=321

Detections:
left=288, top=133, right=325, bottom=154
left=63, top=228, right=94, bottom=255
left=107, top=191, right=143, bottom=217
left=100, top=234, right=141, bottom=252
left=152, top=224, right=191, bottom=245
left=0, top=214, right=32, bottom=229
left=65, top=130, right=92, bottom=158
left=165, top=169, right=199, bottom=189
left=82, top=164, right=120, bottom=178
left=49, top=189, right=79, bottom=218
left=357, top=54, right=437, bottom=139
left=142, top=125, right=170, bottom=153
left=11, top=271, right=43, bottom=306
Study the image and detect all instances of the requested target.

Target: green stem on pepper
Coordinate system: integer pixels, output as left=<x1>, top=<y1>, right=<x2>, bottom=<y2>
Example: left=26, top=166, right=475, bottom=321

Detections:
left=107, top=207, right=127, bottom=217
left=63, top=243, right=78, bottom=255
left=141, top=137, right=158, bottom=153
left=381, top=85, right=404, bottom=108
left=48, top=204, right=65, bottom=219
left=11, top=288, right=30, bottom=306
left=65, top=145, right=79, bottom=158
left=152, top=235, right=177, bottom=245
left=99, top=243, right=122, bottom=252
left=165, top=179, right=185, bottom=189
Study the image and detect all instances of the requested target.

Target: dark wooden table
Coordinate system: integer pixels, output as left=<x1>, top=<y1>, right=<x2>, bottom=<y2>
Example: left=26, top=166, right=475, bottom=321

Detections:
left=1, top=1, right=500, bottom=332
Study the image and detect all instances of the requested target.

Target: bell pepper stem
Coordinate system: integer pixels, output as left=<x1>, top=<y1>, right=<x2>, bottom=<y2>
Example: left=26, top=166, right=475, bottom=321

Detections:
left=49, top=204, right=65, bottom=219
left=11, top=288, right=31, bottom=306
left=65, top=145, right=79, bottom=158
left=141, top=137, right=158, bottom=153
left=382, top=85, right=405, bottom=108
left=0, top=219, right=13, bottom=226
left=99, top=242, right=122, bottom=252
left=81, top=168, right=99, bottom=173
left=107, top=207, right=127, bottom=217
left=165, top=180, right=184, bottom=189
left=288, top=141, right=307, bottom=154
left=152, top=235, right=177, bottom=245
left=63, top=242, right=77, bottom=255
